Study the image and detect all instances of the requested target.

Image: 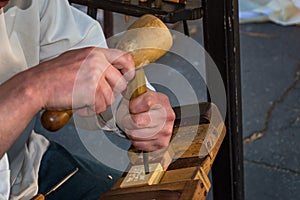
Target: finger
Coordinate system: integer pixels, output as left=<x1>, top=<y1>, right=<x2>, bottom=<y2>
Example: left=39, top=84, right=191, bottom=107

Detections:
left=95, top=80, right=113, bottom=113
left=102, top=49, right=135, bottom=81
left=131, top=138, right=170, bottom=152
left=121, top=113, right=152, bottom=130
left=131, top=141, right=158, bottom=152
left=126, top=120, right=171, bottom=141
left=123, top=109, right=167, bottom=130
left=126, top=127, right=158, bottom=141
left=105, top=66, right=127, bottom=95
left=129, top=91, right=163, bottom=114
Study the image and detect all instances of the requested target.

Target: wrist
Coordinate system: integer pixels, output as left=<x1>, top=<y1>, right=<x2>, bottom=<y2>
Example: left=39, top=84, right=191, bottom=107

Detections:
left=16, top=67, right=46, bottom=112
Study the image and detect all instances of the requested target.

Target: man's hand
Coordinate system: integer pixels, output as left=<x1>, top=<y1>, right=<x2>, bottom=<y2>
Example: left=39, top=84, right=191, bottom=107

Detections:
left=117, top=90, right=175, bottom=151
left=33, top=47, right=135, bottom=115
left=0, top=47, right=135, bottom=157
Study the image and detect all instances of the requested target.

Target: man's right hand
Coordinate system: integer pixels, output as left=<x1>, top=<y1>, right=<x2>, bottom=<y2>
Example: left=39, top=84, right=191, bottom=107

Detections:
left=31, top=47, right=135, bottom=115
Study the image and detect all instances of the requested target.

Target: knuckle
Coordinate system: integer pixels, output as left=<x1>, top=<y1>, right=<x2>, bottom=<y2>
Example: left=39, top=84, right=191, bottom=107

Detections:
left=169, top=109, right=176, bottom=121
left=132, top=115, right=150, bottom=127
left=162, top=94, right=171, bottom=105
left=130, top=115, right=141, bottom=126
left=123, top=52, right=134, bottom=64
left=162, top=129, right=172, bottom=138
left=144, top=96, right=153, bottom=108
left=91, top=73, right=101, bottom=84
left=115, top=78, right=127, bottom=92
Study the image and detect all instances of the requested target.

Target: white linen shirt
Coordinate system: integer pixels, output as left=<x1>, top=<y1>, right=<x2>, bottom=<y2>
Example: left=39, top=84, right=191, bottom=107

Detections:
left=0, top=0, right=107, bottom=199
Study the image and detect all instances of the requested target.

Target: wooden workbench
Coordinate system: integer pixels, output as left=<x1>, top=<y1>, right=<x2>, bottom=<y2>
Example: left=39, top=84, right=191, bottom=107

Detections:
left=99, top=102, right=226, bottom=200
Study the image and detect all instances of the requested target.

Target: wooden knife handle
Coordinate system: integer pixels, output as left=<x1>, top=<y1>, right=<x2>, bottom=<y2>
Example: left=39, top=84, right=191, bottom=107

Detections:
left=41, top=110, right=73, bottom=132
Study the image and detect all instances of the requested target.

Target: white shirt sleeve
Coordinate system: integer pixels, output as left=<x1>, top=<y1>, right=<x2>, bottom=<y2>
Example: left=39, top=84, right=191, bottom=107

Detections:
left=0, top=154, right=10, bottom=200
left=39, top=0, right=107, bottom=62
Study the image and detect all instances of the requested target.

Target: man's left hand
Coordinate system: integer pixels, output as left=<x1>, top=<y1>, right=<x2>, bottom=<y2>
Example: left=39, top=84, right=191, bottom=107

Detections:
left=116, top=90, right=175, bottom=151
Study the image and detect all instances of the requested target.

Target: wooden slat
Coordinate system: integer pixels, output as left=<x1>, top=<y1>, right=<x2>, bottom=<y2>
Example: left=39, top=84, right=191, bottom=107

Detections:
left=179, top=180, right=206, bottom=200
left=200, top=124, right=226, bottom=175
left=160, top=167, right=200, bottom=184
left=101, top=181, right=195, bottom=197
left=101, top=180, right=206, bottom=200
left=168, top=157, right=204, bottom=170
left=99, top=190, right=181, bottom=200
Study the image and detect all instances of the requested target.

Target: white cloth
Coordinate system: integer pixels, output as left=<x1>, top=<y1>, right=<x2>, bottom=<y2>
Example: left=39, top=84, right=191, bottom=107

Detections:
left=239, top=0, right=300, bottom=25
left=0, top=6, right=27, bottom=84
left=9, top=132, right=49, bottom=200
left=0, top=0, right=106, bottom=199
left=0, top=154, right=10, bottom=200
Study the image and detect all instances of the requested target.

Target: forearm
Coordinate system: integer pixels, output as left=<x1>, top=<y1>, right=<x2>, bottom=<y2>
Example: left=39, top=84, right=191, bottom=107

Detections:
left=0, top=70, right=43, bottom=158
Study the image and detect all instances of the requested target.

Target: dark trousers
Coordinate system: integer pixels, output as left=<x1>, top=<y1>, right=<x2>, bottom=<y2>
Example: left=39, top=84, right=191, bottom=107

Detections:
left=38, top=142, right=123, bottom=200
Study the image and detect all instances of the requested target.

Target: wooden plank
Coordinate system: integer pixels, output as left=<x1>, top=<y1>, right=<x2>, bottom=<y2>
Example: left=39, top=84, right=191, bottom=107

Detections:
left=101, top=180, right=205, bottom=200
left=99, top=190, right=181, bottom=200
left=102, top=181, right=193, bottom=197
left=199, top=167, right=211, bottom=192
left=200, top=123, right=226, bottom=174
left=120, top=163, right=164, bottom=188
left=168, top=157, right=205, bottom=170
left=173, top=102, right=212, bottom=128
left=160, top=167, right=200, bottom=184
left=179, top=180, right=206, bottom=200
left=160, top=166, right=211, bottom=195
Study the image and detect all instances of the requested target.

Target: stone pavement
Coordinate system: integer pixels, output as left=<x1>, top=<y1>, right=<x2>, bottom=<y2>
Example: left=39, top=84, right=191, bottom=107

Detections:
left=240, top=22, right=300, bottom=200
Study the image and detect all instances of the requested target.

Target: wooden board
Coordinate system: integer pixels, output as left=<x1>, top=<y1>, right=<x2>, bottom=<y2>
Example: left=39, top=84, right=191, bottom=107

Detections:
left=100, top=180, right=206, bottom=200
left=120, top=163, right=164, bottom=188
